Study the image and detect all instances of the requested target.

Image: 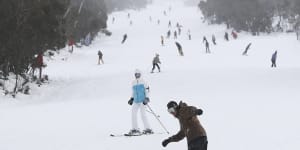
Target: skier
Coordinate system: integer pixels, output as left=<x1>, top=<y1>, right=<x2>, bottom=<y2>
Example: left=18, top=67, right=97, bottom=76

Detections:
left=151, top=54, right=161, bottom=73
left=296, top=28, right=300, bottom=40
left=205, top=41, right=210, bottom=53
left=98, top=50, right=104, bottom=65
left=178, top=27, right=182, bottom=35
left=168, top=21, right=172, bottom=28
left=128, top=69, right=153, bottom=135
left=188, top=30, right=192, bottom=40
left=167, top=30, right=171, bottom=39
left=242, top=43, right=252, bottom=56
left=127, top=13, right=130, bottom=18
left=112, top=17, right=115, bottom=24
left=231, top=31, right=238, bottom=39
left=130, top=20, right=133, bottom=26
left=162, top=101, right=208, bottom=150
left=163, top=10, right=167, bottom=16
left=36, top=52, right=44, bottom=80
left=175, top=42, right=184, bottom=56
left=224, top=32, right=229, bottom=41
left=158, top=19, right=160, bottom=25
left=174, top=31, right=178, bottom=39
left=149, top=16, right=152, bottom=22
left=212, top=35, right=216, bottom=45
left=161, top=36, right=164, bottom=46
left=68, top=38, right=74, bottom=53
left=121, top=34, right=128, bottom=44
left=203, top=36, right=208, bottom=43
left=271, top=51, right=278, bottom=68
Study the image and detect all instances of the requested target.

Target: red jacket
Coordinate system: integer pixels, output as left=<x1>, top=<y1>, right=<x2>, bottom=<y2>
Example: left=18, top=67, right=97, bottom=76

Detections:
left=68, top=39, right=74, bottom=46
left=37, top=54, right=43, bottom=67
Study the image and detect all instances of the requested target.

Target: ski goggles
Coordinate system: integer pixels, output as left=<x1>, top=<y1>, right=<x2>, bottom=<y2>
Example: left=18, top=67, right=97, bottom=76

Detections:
left=168, top=107, right=176, bottom=114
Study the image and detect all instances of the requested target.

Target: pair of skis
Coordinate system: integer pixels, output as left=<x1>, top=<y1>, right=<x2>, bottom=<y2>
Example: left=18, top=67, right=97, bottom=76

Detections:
left=110, top=132, right=164, bottom=137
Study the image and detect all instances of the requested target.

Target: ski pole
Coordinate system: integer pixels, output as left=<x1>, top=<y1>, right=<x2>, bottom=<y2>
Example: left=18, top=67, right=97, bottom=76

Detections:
left=146, top=104, right=169, bottom=134
left=146, top=109, right=160, bottom=118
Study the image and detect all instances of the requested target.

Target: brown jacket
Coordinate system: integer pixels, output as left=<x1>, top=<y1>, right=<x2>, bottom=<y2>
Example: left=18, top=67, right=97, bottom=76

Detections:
left=168, top=102, right=207, bottom=144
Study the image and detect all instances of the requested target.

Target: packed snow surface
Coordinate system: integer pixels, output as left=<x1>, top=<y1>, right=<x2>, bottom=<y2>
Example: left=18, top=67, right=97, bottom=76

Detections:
left=1, top=0, right=300, bottom=150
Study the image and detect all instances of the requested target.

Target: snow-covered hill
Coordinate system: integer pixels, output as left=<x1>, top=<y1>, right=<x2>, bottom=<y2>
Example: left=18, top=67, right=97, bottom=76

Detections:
left=1, top=0, right=300, bottom=150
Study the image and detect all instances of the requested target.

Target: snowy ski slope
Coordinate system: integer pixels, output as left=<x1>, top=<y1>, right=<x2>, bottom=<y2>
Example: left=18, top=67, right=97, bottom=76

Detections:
left=1, top=0, right=300, bottom=150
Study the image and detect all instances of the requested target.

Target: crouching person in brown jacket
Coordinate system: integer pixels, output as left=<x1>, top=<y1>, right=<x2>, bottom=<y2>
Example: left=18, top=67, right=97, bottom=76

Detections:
left=162, top=101, right=208, bottom=150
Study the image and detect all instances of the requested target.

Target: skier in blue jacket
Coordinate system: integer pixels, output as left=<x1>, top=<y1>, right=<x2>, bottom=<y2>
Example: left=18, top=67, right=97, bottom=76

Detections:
left=128, top=69, right=153, bottom=135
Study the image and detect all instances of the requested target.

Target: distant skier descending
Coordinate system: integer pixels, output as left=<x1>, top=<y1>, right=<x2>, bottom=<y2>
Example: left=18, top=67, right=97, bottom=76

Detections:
left=231, top=30, right=238, bottom=39
left=127, top=69, right=153, bottom=135
left=175, top=42, right=184, bottom=56
left=168, top=20, right=172, bottom=28
left=151, top=54, right=161, bottom=73
left=121, top=34, right=128, bottom=44
left=161, top=36, right=164, bottom=46
left=98, top=50, right=104, bottom=65
left=205, top=41, right=210, bottom=53
left=271, top=51, right=278, bottom=67
left=187, top=29, right=192, bottom=40
left=224, top=32, right=229, bottom=41
left=212, top=34, right=216, bottom=45
left=203, top=36, right=208, bottom=43
left=242, top=43, right=252, bottom=56
left=167, top=30, right=171, bottom=39
left=174, top=31, right=178, bottom=39
left=68, top=37, right=74, bottom=53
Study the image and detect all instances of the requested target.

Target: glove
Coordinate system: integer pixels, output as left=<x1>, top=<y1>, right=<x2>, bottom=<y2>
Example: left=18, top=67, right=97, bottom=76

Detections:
left=143, top=97, right=150, bottom=105
left=128, top=97, right=133, bottom=105
left=162, top=139, right=170, bottom=147
left=197, top=109, right=203, bottom=115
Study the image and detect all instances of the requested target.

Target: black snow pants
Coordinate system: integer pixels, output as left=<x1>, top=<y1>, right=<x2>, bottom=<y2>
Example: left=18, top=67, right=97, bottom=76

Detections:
left=188, top=136, right=208, bottom=150
left=152, top=63, right=160, bottom=72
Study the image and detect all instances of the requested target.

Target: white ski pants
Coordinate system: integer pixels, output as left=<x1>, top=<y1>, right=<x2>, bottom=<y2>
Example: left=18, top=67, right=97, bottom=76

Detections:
left=131, top=103, right=150, bottom=130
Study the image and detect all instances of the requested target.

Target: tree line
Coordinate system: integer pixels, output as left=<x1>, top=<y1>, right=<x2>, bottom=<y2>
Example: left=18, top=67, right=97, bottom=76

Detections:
left=0, top=0, right=151, bottom=95
left=199, top=0, right=300, bottom=35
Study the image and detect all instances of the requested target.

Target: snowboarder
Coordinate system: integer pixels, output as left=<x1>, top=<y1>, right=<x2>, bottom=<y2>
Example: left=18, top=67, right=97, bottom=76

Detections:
left=162, top=101, right=208, bottom=150
left=128, top=69, right=153, bottom=135
left=151, top=54, right=161, bottom=73
left=161, top=36, right=164, bottom=46
left=212, top=35, right=216, bottom=45
left=224, top=32, right=229, bottom=41
left=232, top=31, right=238, bottom=39
left=98, top=50, right=104, bottom=65
left=121, top=34, right=128, bottom=44
left=271, top=51, right=277, bottom=68
left=175, top=42, right=184, bottom=56
left=174, top=31, right=178, bottom=39
left=242, top=43, right=252, bottom=56
left=205, top=41, right=210, bottom=53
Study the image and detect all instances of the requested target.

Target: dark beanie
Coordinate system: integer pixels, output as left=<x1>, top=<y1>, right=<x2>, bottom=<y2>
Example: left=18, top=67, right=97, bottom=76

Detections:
left=167, top=101, right=178, bottom=109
